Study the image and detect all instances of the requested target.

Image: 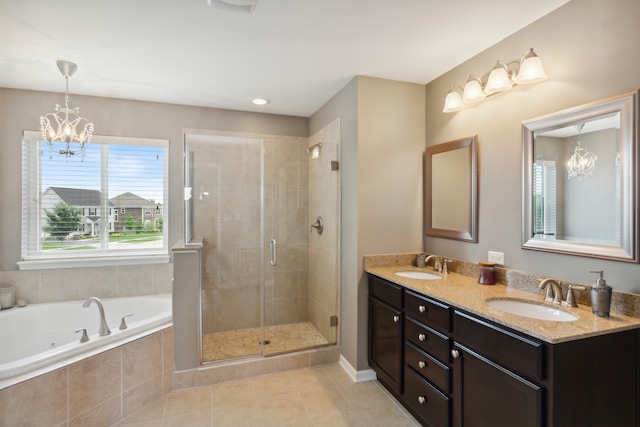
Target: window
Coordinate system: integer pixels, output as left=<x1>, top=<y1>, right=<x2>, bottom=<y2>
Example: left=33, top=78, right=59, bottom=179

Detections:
left=20, top=132, right=169, bottom=269
left=144, top=208, right=152, bottom=216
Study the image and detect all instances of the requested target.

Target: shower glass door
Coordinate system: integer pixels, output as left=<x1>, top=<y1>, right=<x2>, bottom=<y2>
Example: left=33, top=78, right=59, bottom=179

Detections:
left=185, top=126, right=339, bottom=364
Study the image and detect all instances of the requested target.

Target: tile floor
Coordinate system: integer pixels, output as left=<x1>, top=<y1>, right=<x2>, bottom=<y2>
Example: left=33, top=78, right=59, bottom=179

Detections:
left=114, top=363, right=419, bottom=427
left=202, top=322, right=331, bottom=361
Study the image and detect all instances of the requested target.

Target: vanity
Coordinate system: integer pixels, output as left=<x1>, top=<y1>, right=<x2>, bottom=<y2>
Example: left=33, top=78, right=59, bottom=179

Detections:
left=367, top=261, right=640, bottom=427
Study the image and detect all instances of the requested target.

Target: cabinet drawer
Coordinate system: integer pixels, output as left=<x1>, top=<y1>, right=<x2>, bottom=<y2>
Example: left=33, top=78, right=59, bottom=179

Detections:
left=405, top=367, right=450, bottom=427
left=453, top=310, right=543, bottom=380
left=405, top=341, right=450, bottom=393
left=369, top=275, right=403, bottom=309
left=405, top=290, right=450, bottom=332
left=405, top=317, right=450, bottom=362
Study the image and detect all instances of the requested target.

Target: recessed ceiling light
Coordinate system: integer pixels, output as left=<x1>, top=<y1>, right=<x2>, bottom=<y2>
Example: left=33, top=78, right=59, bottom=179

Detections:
left=252, top=98, right=270, bottom=105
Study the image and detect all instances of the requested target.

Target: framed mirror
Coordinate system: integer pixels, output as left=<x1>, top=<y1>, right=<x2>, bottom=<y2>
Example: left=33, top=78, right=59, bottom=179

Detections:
left=522, top=90, right=639, bottom=262
left=425, top=135, right=478, bottom=242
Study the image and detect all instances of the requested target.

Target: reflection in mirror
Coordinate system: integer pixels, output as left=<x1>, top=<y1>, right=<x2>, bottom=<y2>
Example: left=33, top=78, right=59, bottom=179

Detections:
left=522, top=91, right=639, bottom=262
left=425, top=135, right=478, bottom=242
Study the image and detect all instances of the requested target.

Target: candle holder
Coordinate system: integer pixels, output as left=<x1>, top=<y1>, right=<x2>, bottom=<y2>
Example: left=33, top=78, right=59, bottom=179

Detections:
left=0, top=286, right=16, bottom=309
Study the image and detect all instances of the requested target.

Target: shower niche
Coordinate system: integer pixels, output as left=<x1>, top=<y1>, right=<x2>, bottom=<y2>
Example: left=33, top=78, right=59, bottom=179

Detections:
left=184, top=128, right=340, bottom=363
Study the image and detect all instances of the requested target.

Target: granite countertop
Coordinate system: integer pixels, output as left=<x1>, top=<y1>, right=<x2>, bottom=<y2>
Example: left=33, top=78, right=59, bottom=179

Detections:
left=366, top=265, right=640, bottom=344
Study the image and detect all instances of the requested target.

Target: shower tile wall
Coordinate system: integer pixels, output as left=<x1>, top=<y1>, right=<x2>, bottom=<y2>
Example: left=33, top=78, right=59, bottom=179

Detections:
left=192, top=134, right=311, bottom=335
left=308, top=118, right=341, bottom=343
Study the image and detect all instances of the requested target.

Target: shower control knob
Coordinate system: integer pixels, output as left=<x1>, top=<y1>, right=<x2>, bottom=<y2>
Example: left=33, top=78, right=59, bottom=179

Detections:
left=418, top=305, right=426, bottom=313
left=418, top=333, right=426, bottom=341
left=393, top=315, right=399, bottom=323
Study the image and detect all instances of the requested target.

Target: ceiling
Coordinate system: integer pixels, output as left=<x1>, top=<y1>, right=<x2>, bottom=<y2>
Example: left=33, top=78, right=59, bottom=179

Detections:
left=0, top=0, right=569, bottom=117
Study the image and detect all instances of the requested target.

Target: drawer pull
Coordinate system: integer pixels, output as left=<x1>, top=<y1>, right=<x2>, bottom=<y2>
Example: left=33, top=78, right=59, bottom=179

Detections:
left=418, top=395, right=427, bottom=404
left=451, top=349, right=460, bottom=359
left=418, top=360, right=427, bottom=369
left=418, top=333, right=427, bottom=341
left=393, top=315, right=400, bottom=323
left=418, top=305, right=426, bottom=313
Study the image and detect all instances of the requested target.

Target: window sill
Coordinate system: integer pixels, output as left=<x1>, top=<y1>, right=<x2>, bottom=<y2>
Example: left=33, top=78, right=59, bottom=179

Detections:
left=17, top=255, right=171, bottom=271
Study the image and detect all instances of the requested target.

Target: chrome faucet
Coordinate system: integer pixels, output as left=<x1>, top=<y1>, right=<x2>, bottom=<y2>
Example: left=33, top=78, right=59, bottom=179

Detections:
left=424, top=255, right=442, bottom=273
left=82, top=297, right=111, bottom=336
left=538, top=278, right=563, bottom=305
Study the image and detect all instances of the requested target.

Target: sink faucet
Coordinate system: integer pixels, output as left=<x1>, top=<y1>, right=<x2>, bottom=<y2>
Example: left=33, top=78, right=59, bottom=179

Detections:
left=538, top=278, right=562, bottom=305
left=424, top=255, right=442, bottom=273
left=82, top=297, right=111, bottom=336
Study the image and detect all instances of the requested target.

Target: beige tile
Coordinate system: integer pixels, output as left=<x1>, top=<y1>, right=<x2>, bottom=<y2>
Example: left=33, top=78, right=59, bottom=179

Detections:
left=298, top=384, right=352, bottom=415
left=252, top=372, right=296, bottom=400
left=152, top=262, right=173, bottom=294
left=236, top=358, right=276, bottom=380
left=212, top=401, right=263, bottom=426
left=288, top=366, right=335, bottom=392
left=69, top=348, right=122, bottom=417
left=274, top=352, right=309, bottom=372
left=0, top=368, right=68, bottom=427
left=69, top=394, right=121, bottom=427
left=211, top=379, right=256, bottom=407
left=116, top=395, right=166, bottom=425
left=117, top=265, right=153, bottom=297
left=76, top=266, right=118, bottom=300
left=2, top=269, right=40, bottom=303
left=122, top=332, right=163, bottom=391
left=337, top=380, right=390, bottom=410
left=258, top=393, right=309, bottom=425
left=122, top=375, right=164, bottom=420
left=164, top=386, right=212, bottom=418
left=162, top=327, right=175, bottom=372
left=309, top=408, right=366, bottom=427
left=40, top=269, right=81, bottom=302
left=162, top=410, right=213, bottom=427
left=352, top=398, right=417, bottom=427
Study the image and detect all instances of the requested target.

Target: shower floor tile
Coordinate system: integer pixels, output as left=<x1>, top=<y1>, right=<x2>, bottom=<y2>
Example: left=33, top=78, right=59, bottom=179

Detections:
left=202, top=321, right=331, bottom=361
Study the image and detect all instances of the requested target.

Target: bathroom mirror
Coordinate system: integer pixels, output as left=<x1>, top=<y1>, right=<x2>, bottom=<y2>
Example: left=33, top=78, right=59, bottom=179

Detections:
left=425, top=135, right=478, bottom=242
left=522, top=90, right=639, bottom=262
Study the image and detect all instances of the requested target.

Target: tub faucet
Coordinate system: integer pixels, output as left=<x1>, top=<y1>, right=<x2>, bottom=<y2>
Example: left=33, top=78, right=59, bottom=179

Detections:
left=424, top=255, right=442, bottom=273
left=538, top=278, right=562, bottom=305
left=82, top=297, right=111, bottom=336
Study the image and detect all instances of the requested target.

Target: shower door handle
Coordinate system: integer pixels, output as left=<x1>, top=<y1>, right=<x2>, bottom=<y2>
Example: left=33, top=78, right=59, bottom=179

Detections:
left=270, top=239, right=277, bottom=266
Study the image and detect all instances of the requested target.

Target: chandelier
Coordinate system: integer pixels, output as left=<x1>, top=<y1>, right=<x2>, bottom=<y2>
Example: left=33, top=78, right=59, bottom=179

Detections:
left=40, top=60, right=94, bottom=159
left=567, top=123, right=597, bottom=179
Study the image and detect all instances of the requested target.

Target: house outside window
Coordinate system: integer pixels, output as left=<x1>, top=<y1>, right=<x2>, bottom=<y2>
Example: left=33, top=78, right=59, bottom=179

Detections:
left=20, top=132, right=169, bottom=269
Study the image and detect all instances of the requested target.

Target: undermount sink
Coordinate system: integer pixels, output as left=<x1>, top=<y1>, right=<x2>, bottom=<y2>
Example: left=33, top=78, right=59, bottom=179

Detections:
left=395, top=271, right=441, bottom=280
left=486, top=298, right=579, bottom=322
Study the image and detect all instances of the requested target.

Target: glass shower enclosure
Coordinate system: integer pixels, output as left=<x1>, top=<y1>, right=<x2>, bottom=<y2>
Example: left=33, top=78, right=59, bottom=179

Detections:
left=184, top=130, right=339, bottom=362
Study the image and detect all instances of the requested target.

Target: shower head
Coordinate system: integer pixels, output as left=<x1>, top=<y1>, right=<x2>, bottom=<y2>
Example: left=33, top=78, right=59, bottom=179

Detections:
left=306, top=143, right=322, bottom=159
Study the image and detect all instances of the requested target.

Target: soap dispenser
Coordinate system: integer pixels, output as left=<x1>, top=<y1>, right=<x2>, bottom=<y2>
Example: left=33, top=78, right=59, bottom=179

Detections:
left=589, top=270, right=612, bottom=317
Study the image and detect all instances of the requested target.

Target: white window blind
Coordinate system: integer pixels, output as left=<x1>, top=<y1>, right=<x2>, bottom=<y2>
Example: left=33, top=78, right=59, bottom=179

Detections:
left=21, top=132, right=169, bottom=268
left=533, top=158, right=556, bottom=235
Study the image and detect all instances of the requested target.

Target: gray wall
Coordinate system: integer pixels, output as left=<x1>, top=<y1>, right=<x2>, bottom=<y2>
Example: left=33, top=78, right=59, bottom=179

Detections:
left=311, top=76, right=426, bottom=371
left=0, top=88, right=308, bottom=271
left=424, top=0, right=640, bottom=292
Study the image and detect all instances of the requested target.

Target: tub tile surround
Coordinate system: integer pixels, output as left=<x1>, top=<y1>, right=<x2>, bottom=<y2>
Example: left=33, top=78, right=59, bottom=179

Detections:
left=0, top=327, right=175, bottom=427
left=365, top=253, right=640, bottom=343
left=0, top=263, right=173, bottom=306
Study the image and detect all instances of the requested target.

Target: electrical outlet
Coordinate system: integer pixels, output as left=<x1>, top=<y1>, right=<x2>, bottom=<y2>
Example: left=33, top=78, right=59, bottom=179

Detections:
left=488, top=251, right=505, bottom=265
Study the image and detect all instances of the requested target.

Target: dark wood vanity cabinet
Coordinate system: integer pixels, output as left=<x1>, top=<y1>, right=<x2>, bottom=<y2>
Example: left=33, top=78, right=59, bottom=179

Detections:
left=367, top=274, right=639, bottom=427
left=368, top=275, right=403, bottom=394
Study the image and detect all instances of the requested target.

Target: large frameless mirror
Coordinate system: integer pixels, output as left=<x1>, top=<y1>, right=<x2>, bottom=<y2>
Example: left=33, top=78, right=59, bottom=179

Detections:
left=425, top=135, right=478, bottom=242
left=522, top=90, right=639, bottom=262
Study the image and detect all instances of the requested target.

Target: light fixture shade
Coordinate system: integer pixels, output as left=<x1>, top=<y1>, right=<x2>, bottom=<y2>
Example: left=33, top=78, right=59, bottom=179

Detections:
left=514, top=49, right=547, bottom=84
left=462, top=75, right=485, bottom=103
left=443, top=87, right=464, bottom=113
left=484, top=61, right=512, bottom=96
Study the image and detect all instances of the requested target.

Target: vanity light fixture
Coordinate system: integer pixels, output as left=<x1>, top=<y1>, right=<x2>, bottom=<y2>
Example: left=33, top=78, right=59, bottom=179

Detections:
left=252, top=97, right=270, bottom=105
left=443, top=48, right=547, bottom=113
left=443, top=86, right=465, bottom=113
left=39, top=60, right=94, bottom=159
left=567, top=123, right=597, bottom=179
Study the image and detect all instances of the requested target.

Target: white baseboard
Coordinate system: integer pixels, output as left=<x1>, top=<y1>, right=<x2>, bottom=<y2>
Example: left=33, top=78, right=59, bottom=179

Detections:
left=338, top=355, right=377, bottom=383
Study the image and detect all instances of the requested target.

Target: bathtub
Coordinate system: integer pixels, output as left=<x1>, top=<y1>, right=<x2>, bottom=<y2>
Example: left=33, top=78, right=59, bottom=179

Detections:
left=0, top=293, right=172, bottom=387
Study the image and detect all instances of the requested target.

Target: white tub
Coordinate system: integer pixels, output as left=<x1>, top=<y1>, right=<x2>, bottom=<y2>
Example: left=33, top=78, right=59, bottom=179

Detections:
left=0, top=294, right=172, bottom=387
